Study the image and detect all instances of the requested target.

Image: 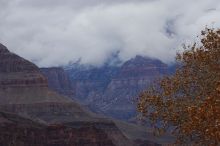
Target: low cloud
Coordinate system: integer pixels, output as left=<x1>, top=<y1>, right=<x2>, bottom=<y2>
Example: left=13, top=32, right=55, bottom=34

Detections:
left=0, top=0, right=220, bottom=67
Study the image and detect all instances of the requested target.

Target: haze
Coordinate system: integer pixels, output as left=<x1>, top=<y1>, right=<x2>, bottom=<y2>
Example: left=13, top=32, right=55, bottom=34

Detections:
left=0, top=0, right=220, bottom=67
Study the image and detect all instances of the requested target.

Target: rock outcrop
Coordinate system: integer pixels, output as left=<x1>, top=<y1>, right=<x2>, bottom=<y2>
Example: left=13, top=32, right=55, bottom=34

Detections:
left=0, top=43, right=138, bottom=146
left=96, top=56, right=168, bottom=120
left=0, top=111, right=116, bottom=146
left=62, top=56, right=169, bottom=121
left=0, top=43, right=69, bottom=104
left=40, top=67, right=74, bottom=97
left=0, top=43, right=47, bottom=88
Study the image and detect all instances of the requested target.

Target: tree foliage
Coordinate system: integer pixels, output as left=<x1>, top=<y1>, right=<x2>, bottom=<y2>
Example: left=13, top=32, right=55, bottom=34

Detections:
left=137, top=28, right=220, bottom=145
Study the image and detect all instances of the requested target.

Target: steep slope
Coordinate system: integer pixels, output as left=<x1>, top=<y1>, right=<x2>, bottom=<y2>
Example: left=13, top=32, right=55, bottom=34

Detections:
left=0, top=43, right=70, bottom=104
left=0, top=111, right=116, bottom=146
left=41, top=55, right=172, bottom=144
left=96, top=56, right=168, bottom=120
left=0, top=43, right=137, bottom=146
left=40, top=67, right=74, bottom=97
left=39, top=66, right=166, bottom=144
left=63, top=55, right=169, bottom=121
left=0, top=43, right=99, bottom=122
left=65, top=64, right=119, bottom=103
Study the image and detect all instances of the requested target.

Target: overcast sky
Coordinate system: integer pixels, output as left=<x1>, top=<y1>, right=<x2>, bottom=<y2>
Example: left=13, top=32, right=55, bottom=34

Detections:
left=0, top=0, right=220, bottom=67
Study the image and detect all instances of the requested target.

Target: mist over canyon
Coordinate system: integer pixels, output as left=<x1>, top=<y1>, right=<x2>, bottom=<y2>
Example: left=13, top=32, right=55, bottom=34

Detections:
left=1, top=0, right=220, bottom=67
left=0, top=0, right=219, bottom=145
left=41, top=55, right=175, bottom=121
left=1, top=43, right=173, bottom=146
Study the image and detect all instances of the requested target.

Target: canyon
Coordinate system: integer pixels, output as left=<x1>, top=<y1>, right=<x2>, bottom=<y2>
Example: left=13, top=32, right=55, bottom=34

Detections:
left=42, top=55, right=172, bottom=121
left=0, top=43, right=162, bottom=146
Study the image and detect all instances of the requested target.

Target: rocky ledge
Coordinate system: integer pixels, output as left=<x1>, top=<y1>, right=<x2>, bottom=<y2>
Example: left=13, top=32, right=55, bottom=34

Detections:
left=0, top=43, right=161, bottom=146
left=0, top=111, right=115, bottom=146
left=0, top=43, right=47, bottom=88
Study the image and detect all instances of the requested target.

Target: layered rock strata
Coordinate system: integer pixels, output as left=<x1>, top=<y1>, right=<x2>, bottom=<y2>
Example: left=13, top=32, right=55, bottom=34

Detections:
left=0, top=43, right=136, bottom=146
left=57, top=56, right=169, bottom=120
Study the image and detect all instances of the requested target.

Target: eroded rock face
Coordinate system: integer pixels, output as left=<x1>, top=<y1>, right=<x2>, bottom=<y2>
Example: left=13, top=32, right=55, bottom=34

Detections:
left=40, top=67, right=74, bottom=97
left=0, top=112, right=116, bottom=146
left=0, top=102, right=136, bottom=146
left=0, top=43, right=136, bottom=146
left=0, top=43, right=47, bottom=88
left=96, top=56, right=168, bottom=120
left=60, top=56, right=169, bottom=121
left=0, top=43, right=74, bottom=104
left=134, top=139, right=161, bottom=146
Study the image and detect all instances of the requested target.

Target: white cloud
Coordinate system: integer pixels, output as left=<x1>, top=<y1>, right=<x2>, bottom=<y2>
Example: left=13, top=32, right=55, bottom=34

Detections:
left=0, top=0, right=220, bottom=67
